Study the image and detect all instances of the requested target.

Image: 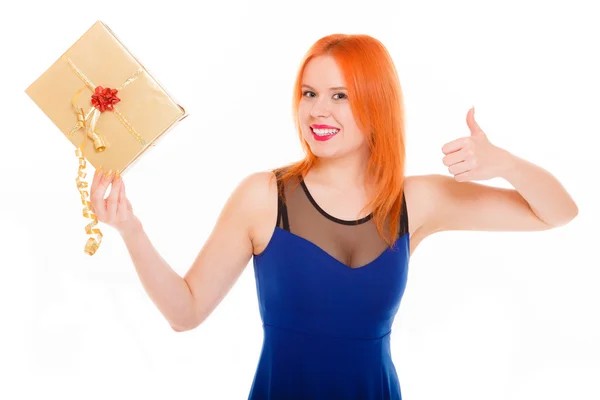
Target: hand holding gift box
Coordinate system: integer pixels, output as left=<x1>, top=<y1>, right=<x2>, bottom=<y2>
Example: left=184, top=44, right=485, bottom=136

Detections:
left=88, top=166, right=139, bottom=243
left=26, top=21, right=188, bottom=256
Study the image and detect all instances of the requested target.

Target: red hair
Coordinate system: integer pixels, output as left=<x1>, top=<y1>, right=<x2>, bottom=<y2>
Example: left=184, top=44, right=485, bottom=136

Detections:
left=276, top=34, right=407, bottom=247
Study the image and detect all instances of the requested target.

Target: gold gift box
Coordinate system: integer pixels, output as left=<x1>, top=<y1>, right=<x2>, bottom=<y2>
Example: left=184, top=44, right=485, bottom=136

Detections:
left=25, top=20, right=188, bottom=255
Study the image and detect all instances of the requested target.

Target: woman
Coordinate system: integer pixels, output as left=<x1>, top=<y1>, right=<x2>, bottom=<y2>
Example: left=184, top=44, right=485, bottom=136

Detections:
left=90, top=34, right=578, bottom=399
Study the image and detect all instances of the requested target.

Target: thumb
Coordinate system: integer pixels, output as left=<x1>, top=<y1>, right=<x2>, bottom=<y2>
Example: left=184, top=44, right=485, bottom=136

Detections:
left=467, top=106, right=485, bottom=136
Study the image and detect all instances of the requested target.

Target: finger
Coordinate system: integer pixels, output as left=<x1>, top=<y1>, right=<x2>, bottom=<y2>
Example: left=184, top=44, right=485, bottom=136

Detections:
left=454, top=170, right=472, bottom=182
left=125, top=188, right=134, bottom=212
left=90, top=171, right=111, bottom=220
left=442, top=137, right=468, bottom=155
left=106, top=174, right=121, bottom=219
left=117, top=179, right=128, bottom=218
left=448, top=160, right=472, bottom=175
left=121, top=181, right=133, bottom=211
left=467, top=107, right=485, bottom=136
left=442, top=148, right=468, bottom=167
left=90, top=167, right=103, bottom=195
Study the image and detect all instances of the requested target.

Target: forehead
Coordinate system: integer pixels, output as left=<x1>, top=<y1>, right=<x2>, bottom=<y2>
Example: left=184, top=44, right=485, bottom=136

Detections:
left=302, top=55, right=346, bottom=88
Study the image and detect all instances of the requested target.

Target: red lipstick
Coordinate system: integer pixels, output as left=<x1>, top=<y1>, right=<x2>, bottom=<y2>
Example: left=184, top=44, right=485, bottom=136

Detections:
left=310, top=124, right=340, bottom=142
left=311, top=124, right=340, bottom=129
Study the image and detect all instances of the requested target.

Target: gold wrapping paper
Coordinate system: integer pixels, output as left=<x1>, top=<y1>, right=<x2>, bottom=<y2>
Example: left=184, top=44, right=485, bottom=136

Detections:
left=25, top=20, right=188, bottom=255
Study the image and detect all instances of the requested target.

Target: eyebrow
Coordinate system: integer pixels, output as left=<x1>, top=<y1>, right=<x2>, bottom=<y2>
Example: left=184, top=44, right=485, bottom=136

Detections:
left=301, top=84, right=347, bottom=91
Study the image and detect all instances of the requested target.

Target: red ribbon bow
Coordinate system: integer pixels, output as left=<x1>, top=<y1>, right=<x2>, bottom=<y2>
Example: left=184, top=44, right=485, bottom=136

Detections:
left=91, top=86, right=120, bottom=112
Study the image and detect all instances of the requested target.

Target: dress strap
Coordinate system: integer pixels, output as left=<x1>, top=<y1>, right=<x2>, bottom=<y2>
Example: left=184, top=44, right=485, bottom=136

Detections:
left=400, top=190, right=409, bottom=236
left=274, top=169, right=290, bottom=231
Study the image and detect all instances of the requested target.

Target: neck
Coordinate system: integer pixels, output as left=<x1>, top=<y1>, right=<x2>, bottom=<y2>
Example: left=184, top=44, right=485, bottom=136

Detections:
left=308, top=147, right=374, bottom=193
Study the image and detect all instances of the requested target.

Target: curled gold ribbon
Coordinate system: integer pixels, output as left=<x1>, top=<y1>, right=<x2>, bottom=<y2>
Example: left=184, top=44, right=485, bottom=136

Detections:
left=71, top=87, right=105, bottom=255
left=75, top=148, right=103, bottom=256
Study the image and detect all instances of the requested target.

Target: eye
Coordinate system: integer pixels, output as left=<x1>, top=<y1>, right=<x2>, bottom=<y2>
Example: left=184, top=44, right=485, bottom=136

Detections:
left=301, top=91, right=348, bottom=100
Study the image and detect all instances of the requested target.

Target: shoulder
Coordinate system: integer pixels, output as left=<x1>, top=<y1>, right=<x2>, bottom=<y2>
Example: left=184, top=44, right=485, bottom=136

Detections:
left=403, top=172, right=446, bottom=205
left=227, top=169, right=280, bottom=255
left=235, top=169, right=279, bottom=196
left=229, top=170, right=279, bottom=219
left=403, top=173, right=450, bottom=240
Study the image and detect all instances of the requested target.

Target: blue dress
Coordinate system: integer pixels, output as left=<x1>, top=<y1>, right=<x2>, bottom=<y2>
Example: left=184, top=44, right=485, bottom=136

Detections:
left=248, top=170, right=410, bottom=399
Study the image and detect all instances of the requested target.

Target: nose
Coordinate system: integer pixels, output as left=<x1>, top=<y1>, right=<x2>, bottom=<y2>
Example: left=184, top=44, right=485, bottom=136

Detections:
left=309, top=97, right=331, bottom=119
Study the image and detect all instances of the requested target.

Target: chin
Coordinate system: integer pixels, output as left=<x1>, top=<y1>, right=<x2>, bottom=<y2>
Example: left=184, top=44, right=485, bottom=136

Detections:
left=307, top=143, right=344, bottom=159
left=302, top=131, right=349, bottom=159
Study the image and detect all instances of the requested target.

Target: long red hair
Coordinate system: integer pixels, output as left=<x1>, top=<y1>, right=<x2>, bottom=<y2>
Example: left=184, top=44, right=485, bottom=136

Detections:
left=276, top=34, right=407, bottom=247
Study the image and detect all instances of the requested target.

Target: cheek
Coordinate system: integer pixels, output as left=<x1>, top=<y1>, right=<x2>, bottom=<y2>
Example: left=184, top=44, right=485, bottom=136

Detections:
left=298, top=101, right=310, bottom=118
left=335, top=104, right=356, bottom=125
left=337, top=109, right=363, bottom=138
left=297, top=103, right=310, bottom=131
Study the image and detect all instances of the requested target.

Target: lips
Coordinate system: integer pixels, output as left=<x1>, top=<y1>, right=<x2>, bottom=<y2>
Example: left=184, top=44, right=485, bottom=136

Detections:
left=311, top=124, right=340, bottom=130
left=310, top=125, right=340, bottom=142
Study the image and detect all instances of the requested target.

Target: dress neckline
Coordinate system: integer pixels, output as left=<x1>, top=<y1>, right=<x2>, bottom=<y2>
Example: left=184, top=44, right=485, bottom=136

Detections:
left=299, top=177, right=373, bottom=226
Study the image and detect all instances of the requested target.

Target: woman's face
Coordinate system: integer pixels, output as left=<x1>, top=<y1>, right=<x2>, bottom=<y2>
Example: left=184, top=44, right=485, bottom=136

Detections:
left=298, top=55, right=368, bottom=160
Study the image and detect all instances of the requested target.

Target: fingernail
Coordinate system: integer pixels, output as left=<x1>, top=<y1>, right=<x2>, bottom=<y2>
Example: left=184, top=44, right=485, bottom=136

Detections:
left=104, top=169, right=113, bottom=179
left=115, top=170, right=121, bottom=181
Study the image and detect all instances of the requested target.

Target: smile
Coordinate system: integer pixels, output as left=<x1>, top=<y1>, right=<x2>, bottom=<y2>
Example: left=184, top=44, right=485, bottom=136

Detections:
left=311, top=127, right=340, bottom=141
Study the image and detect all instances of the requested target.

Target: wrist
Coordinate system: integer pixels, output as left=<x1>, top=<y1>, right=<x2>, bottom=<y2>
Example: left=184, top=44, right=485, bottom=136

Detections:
left=497, top=148, right=521, bottom=180
left=118, top=216, right=143, bottom=240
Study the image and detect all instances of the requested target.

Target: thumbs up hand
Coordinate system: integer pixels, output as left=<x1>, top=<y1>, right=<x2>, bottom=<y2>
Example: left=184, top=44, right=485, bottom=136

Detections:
left=441, top=107, right=512, bottom=182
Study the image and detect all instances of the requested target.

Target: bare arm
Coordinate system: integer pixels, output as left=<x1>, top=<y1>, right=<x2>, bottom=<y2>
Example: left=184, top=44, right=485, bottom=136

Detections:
left=119, top=219, right=197, bottom=332
left=181, top=170, right=277, bottom=330
left=94, top=169, right=276, bottom=332
left=407, top=171, right=577, bottom=240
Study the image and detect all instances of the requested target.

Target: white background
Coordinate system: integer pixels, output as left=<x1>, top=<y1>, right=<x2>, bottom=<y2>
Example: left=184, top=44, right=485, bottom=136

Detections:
left=2, top=0, right=599, bottom=399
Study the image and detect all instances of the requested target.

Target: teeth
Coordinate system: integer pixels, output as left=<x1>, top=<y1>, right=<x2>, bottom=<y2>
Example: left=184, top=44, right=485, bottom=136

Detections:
left=313, top=128, right=340, bottom=136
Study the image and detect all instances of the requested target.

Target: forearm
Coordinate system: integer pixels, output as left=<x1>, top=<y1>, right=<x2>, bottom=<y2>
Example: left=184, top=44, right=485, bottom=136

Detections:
left=119, top=218, right=196, bottom=331
left=499, top=150, right=579, bottom=226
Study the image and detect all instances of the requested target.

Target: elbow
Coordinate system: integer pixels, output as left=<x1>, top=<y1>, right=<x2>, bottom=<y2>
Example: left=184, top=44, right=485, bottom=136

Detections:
left=571, top=203, right=579, bottom=220
left=560, top=202, right=579, bottom=226
left=171, top=323, right=190, bottom=332
left=546, top=204, right=579, bottom=228
left=171, top=320, right=199, bottom=332
left=170, top=317, right=190, bottom=332
left=170, top=314, right=200, bottom=333
left=566, top=198, right=579, bottom=222
left=172, top=285, right=203, bottom=332
left=171, top=313, right=204, bottom=333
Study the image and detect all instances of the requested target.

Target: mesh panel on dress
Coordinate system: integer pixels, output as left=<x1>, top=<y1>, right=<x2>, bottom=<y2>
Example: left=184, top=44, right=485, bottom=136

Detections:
left=274, top=169, right=409, bottom=269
